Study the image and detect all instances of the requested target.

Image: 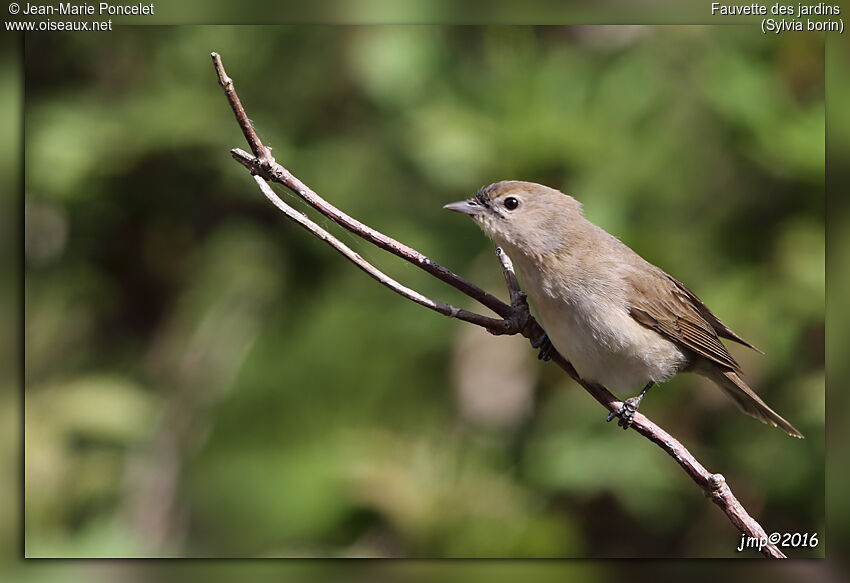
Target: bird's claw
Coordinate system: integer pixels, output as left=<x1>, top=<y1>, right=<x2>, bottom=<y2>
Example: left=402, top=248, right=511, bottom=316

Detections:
left=532, top=332, right=554, bottom=361
left=606, top=397, right=641, bottom=430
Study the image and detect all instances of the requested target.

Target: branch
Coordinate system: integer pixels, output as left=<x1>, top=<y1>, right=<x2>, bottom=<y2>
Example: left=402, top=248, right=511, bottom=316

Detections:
left=230, top=146, right=511, bottom=320
left=210, top=52, right=786, bottom=559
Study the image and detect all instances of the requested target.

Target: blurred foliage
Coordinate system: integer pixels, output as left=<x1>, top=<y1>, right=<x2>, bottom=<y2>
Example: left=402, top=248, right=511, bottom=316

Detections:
left=21, top=26, right=823, bottom=558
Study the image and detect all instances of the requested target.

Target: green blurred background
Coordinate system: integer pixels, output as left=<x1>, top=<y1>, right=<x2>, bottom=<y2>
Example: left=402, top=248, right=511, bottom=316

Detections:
left=22, top=26, right=823, bottom=558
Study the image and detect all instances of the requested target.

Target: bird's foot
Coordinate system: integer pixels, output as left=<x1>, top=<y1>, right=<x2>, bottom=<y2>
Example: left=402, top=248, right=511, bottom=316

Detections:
left=606, top=396, right=642, bottom=430
left=605, top=382, right=653, bottom=430
left=531, top=332, right=554, bottom=361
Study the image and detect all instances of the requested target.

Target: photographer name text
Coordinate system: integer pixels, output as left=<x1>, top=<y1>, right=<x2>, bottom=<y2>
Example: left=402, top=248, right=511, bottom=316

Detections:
left=18, top=2, right=153, bottom=16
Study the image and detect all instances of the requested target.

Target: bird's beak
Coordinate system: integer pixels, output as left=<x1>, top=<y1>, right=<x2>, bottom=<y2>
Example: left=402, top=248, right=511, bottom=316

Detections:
left=443, top=199, right=484, bottom=216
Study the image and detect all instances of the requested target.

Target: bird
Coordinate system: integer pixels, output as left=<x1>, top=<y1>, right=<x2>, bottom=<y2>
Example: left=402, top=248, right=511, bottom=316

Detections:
left=444, top=180, right=803, bottom=438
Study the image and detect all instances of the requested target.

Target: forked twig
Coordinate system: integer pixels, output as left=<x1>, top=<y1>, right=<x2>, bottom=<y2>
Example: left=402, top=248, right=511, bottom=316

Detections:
left=211, top=52, right=786, bottom=558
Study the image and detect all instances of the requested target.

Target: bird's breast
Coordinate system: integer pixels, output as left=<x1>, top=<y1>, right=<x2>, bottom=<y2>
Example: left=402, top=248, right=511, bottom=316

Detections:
left=516, top=260, right=689, bottom=392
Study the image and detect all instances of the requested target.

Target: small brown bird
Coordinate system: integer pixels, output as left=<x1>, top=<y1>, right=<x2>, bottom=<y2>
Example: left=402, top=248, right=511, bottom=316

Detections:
left=445, top=181, right=802, bottom=437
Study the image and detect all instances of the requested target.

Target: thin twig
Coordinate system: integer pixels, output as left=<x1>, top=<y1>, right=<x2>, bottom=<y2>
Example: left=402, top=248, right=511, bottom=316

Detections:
left=211, top=51, right=786, bottom=558
left=495, top=247, right=525, bottom=307
left=211, top=52, right=272, bottom=165
left=251, top=174, right=510, bottom=331
left=230, top=146, right=510, bottom=320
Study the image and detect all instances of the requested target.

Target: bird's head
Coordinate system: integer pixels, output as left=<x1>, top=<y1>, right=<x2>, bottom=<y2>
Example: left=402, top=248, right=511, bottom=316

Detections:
left=444, top=181, right=584, bottom=259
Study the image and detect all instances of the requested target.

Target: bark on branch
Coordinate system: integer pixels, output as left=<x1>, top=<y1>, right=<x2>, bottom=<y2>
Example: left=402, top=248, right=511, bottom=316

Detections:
left=210, top=51, right=786, bottom=559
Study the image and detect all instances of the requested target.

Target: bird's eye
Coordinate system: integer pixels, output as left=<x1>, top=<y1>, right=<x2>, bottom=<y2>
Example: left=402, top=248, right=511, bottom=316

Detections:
left=503, top=197, right=519, bottom=211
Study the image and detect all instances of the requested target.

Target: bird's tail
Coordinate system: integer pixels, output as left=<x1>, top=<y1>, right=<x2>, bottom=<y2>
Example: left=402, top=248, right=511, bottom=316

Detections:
left=708, top=368, right=804, bottom=438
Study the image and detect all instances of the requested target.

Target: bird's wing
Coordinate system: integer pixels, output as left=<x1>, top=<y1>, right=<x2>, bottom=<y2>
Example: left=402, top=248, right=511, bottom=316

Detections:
left=665, top=274, right=763, bottom=353
left=625, top=268, right=741, bottom=371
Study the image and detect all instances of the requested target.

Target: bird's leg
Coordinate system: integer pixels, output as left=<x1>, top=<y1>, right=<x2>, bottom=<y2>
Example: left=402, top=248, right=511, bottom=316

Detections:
left=530, top=330, right=554, bottom=361
left=606, top=382, right=654, bottom=430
